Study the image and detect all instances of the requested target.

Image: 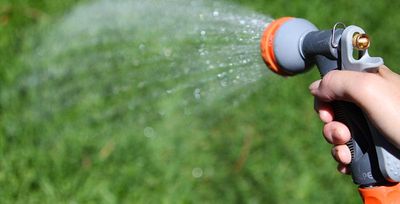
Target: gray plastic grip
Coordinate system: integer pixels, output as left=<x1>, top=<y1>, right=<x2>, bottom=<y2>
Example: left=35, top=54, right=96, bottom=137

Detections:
left=368, top=117, right=400, bottom=182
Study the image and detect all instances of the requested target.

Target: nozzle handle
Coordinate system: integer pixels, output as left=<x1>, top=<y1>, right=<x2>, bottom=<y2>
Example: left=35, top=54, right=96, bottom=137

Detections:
left=338, top=25, right=400, bottom=184
left=312, top=25, right=400, bottom=186
left=332, top=101, right=386, bottom=185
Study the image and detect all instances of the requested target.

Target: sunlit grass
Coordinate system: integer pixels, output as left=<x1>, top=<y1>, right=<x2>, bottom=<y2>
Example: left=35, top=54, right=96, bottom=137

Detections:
left=1, top=0, right=400, bottom=203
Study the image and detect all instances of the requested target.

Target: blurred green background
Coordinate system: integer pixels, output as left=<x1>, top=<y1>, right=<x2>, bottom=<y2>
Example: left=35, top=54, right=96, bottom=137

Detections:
left=1, top=0, right=400, bottom=203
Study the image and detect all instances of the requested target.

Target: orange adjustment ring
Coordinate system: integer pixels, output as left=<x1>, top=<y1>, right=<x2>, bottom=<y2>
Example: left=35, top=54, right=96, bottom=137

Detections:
left=359, top=183, right=400, bottom=204
left=260, top=17, right=294, bottom=76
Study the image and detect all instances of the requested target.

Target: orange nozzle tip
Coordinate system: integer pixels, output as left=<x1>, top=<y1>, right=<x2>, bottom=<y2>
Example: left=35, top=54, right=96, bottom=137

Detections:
left=359, top=183, right=400, bottom=204
left=260, top=17, right=294, bottom=76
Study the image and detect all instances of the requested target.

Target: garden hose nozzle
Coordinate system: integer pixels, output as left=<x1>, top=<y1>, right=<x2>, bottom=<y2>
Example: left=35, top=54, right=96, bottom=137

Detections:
left=260, top=17, right=400, bottom=204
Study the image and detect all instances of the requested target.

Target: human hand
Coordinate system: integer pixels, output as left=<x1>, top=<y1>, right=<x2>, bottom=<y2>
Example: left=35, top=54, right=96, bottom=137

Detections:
left=309, top=65, right=400, bottom=174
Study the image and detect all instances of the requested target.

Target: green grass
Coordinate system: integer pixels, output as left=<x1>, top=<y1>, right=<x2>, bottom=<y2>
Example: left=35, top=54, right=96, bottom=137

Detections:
left=1, top=0, right=400, bottom=203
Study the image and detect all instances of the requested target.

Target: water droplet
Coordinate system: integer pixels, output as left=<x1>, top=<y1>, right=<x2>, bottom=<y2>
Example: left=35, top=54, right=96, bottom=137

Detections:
left=166, top=89, right=173, bottom=94
left=198, top=48, right=208, bottom=56
left=192, top=167, right=203, bottom=178
left=217, top=72, right=226, bottom=78
left=163, top=48, right=172, bottom=57
left=193, top=88, right=201, bottom=100
left=220, top=79, right=228, bottom=87
left=200, top=30, right=206, bottom=36
left=239, top=20, right=245, bottom=25
left=144, top=127, right=155, bottom=138
left=212, top=10, right=219, bottom=17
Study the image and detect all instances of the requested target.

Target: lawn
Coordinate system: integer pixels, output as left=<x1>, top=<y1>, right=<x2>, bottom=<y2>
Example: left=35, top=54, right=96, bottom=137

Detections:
left=1, top=0, right=399, bottom=203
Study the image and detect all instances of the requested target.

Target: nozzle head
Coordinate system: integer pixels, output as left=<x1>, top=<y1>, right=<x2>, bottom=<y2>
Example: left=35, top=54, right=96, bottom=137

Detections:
left=260, top=17, right=318, bottom=76
left=260, top=17, right=294, bottom=76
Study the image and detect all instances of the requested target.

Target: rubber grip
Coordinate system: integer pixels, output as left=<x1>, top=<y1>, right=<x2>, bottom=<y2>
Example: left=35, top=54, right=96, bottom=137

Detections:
left=332, top=101, right=385, bottom=185
left=359, top=183, right=400, bottom=204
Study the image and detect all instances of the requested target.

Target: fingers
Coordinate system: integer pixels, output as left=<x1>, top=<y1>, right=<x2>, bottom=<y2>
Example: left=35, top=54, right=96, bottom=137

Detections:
left=323, top=121, right=352, bottom=174
left=309, top=70, right=367, bottom=102
left=314, top=99, right=334, bottom=123
left=309, top=72, right=361, bottom=175
left=316, top=104, right=352, bottom=174
left=331, top=145, right=352, bottom=165
left=323, top=121, right=351, bottom=144
left=310, top=66, right=395, bottom=175
left=323, top=121, right=352, bottom=173
left=337, top=163, right=351, bottom=175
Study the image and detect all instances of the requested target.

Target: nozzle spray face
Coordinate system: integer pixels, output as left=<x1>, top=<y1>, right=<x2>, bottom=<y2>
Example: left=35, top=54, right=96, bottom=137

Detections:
left=260, top=17, right=318, bottom=76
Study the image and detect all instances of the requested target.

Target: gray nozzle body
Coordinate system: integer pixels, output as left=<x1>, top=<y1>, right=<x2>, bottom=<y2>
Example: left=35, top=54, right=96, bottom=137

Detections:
left=273, top=18, right=317, bottom=74
left=273, top=18, right=345, bottom=75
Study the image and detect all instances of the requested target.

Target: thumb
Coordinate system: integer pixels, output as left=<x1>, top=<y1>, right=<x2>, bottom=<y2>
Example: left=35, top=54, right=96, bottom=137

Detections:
left=309, top=69, right=369, bottom=103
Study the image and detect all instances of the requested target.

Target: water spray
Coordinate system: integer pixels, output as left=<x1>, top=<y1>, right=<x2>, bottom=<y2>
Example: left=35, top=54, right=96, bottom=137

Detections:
left=260, top=17, right=400, bottom=203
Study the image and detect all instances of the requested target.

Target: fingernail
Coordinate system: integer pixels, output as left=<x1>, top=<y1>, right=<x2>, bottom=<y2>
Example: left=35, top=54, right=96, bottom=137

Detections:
left=337, top=164, right=350, bottom=175
left=331, top=147, right=338, bottom=159
left=309, top=80, right=321, bottom=94
left=342, top=147, right=352, bottom=165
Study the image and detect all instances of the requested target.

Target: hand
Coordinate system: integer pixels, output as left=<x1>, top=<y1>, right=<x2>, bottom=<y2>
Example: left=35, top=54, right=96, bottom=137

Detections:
left=309, top=65, right=400, bottom=174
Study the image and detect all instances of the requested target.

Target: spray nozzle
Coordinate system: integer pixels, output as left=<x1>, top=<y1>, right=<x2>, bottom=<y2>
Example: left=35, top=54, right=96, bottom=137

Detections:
left=260, top=18, right=400, bottom=203
left=353, top=33, right=370, bottom=50
left=260, top=17, right=383, bottom=76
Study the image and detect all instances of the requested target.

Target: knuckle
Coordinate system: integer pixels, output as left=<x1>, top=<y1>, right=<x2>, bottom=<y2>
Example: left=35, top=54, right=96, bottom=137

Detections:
left=332, top=124, right=346, bottom=143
